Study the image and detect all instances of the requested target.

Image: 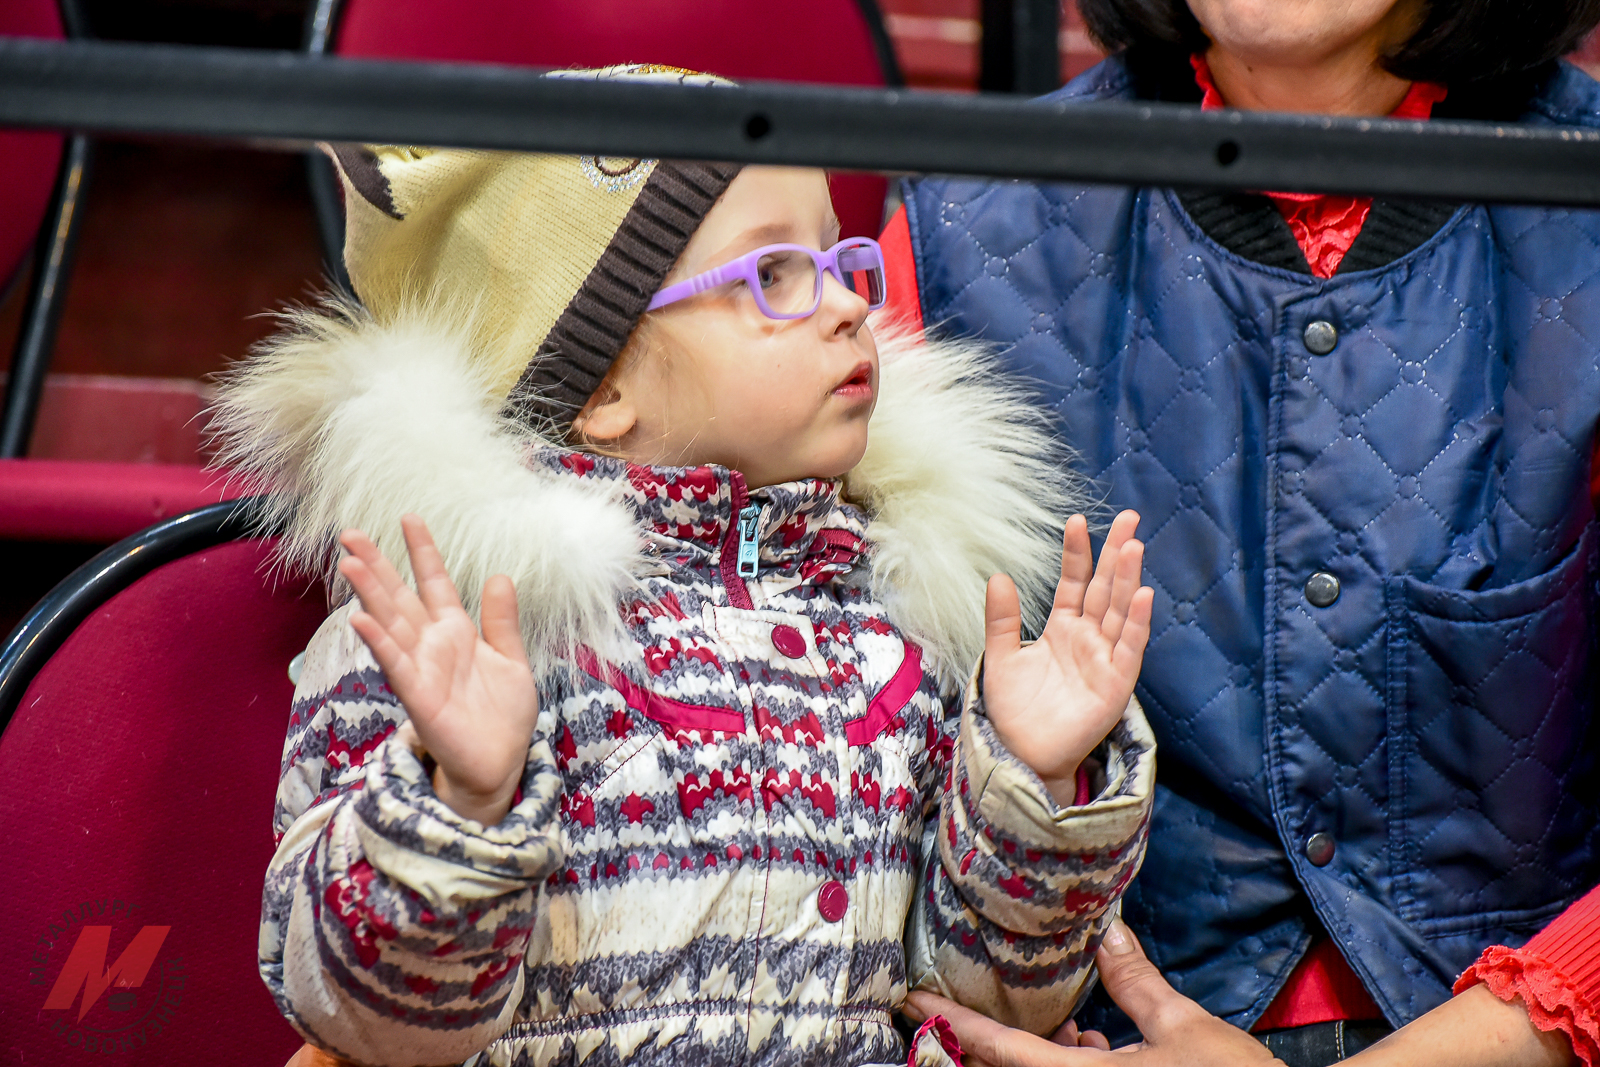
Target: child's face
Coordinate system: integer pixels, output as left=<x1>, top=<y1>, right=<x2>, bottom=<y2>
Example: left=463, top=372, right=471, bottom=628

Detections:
left=573, top=167, right=879, bottom=489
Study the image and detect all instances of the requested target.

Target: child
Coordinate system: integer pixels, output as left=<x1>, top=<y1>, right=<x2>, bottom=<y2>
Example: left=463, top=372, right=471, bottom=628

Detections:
left=219, top=65, right=1156, bottom=1067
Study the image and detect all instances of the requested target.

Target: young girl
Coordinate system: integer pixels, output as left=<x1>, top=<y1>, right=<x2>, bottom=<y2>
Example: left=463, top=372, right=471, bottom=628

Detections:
left=220, top=65, right=1156, bottom=1067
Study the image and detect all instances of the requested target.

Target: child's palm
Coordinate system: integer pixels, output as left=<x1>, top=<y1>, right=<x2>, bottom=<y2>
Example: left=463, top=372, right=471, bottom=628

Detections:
left=983, top=512, right=1153, bottom=799
left=340, top=516, right=537, bottom=823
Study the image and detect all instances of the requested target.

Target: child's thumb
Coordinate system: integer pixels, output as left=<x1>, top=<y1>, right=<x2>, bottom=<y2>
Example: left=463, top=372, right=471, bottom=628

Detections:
left=984, top=573, right=1024, bottom=660
left=479, top=574, right=529, bottom=666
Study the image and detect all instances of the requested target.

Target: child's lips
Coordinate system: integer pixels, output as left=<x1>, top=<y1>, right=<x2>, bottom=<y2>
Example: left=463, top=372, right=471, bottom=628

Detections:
left=832, top=362, right=875, bottom=401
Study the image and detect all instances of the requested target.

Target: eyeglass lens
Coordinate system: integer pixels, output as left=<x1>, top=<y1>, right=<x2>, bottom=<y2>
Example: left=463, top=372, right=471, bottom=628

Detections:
left=750, top=241, right=886, bottom=317
left=836, top=243, right=886, bottom=307
left=754, top=249, right=821, bottom=316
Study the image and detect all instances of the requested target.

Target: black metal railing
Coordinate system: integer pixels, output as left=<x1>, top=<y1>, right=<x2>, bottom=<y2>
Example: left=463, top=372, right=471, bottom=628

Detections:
left=1, top=36, right=1598, bottom=206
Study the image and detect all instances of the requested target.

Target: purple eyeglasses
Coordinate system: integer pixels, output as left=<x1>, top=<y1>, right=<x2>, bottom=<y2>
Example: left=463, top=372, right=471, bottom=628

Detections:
left=646, top=237, right=887, bottom=320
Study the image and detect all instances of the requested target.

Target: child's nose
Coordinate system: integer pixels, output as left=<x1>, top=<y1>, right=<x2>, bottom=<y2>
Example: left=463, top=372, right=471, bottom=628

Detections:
left=820, top=268, right=870, bottom=332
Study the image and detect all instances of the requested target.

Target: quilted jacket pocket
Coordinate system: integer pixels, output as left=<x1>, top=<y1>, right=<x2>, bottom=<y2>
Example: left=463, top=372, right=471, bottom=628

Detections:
left=1386, top=523, right=1598, bottom=928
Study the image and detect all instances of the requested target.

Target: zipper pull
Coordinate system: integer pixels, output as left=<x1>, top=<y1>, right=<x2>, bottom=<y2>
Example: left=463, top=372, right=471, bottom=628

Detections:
left=736, top=504, right=762, bottom=579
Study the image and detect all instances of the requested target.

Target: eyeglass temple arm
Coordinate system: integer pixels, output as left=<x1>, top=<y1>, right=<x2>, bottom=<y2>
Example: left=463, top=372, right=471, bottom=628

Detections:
left=645, top=257, right=749, bottom=312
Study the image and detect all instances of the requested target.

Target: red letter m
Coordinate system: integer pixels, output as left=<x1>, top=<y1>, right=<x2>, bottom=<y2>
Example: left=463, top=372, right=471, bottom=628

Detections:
left=43, top=925, right=171, bottom=1021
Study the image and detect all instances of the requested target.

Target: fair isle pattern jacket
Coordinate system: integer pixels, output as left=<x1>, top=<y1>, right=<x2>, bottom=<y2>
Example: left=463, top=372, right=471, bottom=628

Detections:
left=226, top=306, right=1157, bottom=1067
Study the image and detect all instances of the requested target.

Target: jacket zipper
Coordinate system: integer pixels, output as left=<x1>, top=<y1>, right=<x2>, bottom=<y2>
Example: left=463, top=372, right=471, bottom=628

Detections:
left=736, top=505, right=762, bottom=578
left=719, top=470, right=757, bottom=609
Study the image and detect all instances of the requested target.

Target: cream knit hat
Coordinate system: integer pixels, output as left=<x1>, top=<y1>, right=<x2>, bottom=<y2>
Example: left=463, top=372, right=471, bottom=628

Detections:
left=327, top=64, right=741, bottom=430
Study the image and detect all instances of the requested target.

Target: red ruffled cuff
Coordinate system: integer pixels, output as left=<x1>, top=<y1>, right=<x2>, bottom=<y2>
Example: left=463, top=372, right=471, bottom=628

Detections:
left=1455, top=946, right=1600, bottom=1067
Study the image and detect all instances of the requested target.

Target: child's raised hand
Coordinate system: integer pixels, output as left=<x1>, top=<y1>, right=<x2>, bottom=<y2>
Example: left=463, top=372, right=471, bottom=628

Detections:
left=338, top=515, right=538, bottom=826
left=982, top=511, right=1154, bottom=806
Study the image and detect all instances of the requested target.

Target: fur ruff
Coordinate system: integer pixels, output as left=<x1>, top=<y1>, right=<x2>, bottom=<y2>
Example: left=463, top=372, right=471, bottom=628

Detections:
left=848, top=320, right=1096, bottom=682
left=209, top=301, right=1094, bottom=682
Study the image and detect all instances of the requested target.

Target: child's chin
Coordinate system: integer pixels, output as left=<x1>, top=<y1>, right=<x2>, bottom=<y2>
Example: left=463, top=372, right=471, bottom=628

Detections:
left=812, top=439, right=870, bottom=481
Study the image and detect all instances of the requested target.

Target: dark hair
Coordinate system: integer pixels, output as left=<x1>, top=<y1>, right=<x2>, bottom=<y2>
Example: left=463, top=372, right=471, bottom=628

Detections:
left=1078, top=0, right=1600, bottom=85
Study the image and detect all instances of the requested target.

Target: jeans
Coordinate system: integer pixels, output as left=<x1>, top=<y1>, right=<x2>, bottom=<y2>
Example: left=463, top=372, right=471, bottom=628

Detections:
left=1256, top=1020, right=1394, bottom=1066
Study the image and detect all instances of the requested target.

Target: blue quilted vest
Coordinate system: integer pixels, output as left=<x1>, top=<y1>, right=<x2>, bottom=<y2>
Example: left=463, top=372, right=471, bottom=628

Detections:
left=904, top=55, right=1600, bottom=1032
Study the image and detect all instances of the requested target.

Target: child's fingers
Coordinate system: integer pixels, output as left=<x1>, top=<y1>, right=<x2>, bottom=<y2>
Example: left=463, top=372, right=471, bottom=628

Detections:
left=479, top=574, right=530, bottom=668
left=1099, top=538, right=1145, bottom=647
left=985, top=573, right=1025, bottom=663
left=1053, top=515, right=1094, bottom=616
left=1082, top=510, right=1140, bottom=625
left=338, top=557, right=426, bottom=657
left=1110, top=586, right=1154, bottom=686
left=340, top=527, right=430, bottom=634
left=400, top=514, right=467, bottom=619
left=337, top=555, right=413, bottom=642
left=348, top=609, right=419, bottom=695
left=339, top=528, right=408, bottom=596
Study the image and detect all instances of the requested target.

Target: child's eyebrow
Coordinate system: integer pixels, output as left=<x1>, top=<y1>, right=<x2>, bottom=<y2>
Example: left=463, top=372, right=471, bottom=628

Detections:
left=717, top=222, right=802, bottom=254
left=701, top=215, right=845, bottom=268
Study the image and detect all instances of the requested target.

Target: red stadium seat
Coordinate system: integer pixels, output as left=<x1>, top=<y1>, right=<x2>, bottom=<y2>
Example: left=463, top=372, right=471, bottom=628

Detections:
left=305, top=0, right=901, bottom=277
left=0, top=458, right=234, bottom=542
left=0, top=499, right=327, bottom=1065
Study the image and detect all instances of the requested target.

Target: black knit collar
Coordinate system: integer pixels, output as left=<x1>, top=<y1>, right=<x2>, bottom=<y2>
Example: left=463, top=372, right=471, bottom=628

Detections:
left=1119, top=45, right=1555, bottom=277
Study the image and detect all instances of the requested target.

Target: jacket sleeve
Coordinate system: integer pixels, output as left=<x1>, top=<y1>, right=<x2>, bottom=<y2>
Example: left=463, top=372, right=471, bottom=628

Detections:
left=1453, top=883, right=1600, bottom=1067
left=259, top=602, right=565, bottom=1067
left=906, top=667, right=1156, bottom=1033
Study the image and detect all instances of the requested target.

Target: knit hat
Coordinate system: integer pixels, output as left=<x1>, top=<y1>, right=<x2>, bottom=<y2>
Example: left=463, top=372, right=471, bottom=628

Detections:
left=327, top=64, right=742, bottom=431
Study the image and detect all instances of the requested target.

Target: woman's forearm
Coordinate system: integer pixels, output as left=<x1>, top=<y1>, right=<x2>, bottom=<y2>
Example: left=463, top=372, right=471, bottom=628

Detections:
left=1344, top=985, right=1575, bottom=1067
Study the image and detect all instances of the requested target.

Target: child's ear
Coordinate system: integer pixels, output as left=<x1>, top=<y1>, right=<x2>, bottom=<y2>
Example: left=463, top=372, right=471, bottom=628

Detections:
left=570, top=386, right=638, bottom=446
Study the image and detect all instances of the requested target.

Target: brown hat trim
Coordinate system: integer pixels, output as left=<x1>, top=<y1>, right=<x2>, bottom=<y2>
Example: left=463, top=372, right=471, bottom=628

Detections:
left=506, top=160, right=742, bottom=431
left=327, top=144, right=404, bottom=220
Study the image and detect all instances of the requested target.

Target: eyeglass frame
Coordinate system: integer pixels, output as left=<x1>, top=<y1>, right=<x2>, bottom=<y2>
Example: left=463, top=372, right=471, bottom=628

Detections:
left=645, top=237, right=887, bottom=320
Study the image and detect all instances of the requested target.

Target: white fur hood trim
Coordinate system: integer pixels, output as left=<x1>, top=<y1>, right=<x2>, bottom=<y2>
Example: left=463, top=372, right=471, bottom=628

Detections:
left=210, top=302, right=1094, bottom=682
left=210, top=302, right=645, bottom=675
left=849, top=319, right=1093, bottom=681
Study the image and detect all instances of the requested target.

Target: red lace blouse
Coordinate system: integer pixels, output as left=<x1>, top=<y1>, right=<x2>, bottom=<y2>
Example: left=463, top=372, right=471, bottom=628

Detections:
left=1456, top=886, right=1600, bottom=1066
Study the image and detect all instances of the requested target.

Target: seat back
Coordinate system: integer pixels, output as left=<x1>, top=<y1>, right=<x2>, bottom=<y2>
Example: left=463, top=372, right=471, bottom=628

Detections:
left=323, top=0, right=899, bottom=239
left=0, top=0, right=65, bottom=287
left=0, top=503, right=326, bottom=1065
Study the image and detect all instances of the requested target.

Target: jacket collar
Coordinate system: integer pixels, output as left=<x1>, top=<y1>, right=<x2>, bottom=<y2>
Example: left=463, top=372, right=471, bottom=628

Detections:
left=540, top=447, right=868, bottom=584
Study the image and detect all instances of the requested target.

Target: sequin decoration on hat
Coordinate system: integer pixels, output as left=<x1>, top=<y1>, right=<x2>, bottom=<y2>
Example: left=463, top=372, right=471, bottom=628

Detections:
left=579, top=156, right=656, bottom=193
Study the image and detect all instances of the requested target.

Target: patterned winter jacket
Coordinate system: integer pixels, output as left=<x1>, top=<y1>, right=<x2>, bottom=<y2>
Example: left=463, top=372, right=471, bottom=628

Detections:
left=232, top=308, right=1156, bottom=1067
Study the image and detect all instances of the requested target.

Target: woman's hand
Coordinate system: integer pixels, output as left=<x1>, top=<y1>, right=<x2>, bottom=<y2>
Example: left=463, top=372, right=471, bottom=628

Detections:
left=905, top=919, right=1578, bottom=1067
left=339, top=514, right=538, bottom=826
left=903, top=920, right=1285, bottom=1067
left=982, top=511, right=1154, bottom=804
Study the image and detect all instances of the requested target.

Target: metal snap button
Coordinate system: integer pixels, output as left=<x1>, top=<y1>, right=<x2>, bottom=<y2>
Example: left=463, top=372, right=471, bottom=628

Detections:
left=818, top=879, right=849, bottom=922
left=771, top=624, right=807, bottom=659
left=1305, top=832, right=1336, bottom=867
left=1303, top=320, right=1338, bottom=355
left=1304, top=572, right=1341, bottom=608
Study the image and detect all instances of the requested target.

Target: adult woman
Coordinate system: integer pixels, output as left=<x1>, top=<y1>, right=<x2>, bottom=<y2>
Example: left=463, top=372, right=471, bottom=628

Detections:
left=880, top=1, right=1600, bottom=1063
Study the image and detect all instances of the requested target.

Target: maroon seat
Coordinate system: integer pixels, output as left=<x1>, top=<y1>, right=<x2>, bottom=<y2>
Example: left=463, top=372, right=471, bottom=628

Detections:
left=0, top=459, right=237, bottom=542
left=307, top=0, right=900, bottom=270
left=0, top=499, right=327, bottom=1065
